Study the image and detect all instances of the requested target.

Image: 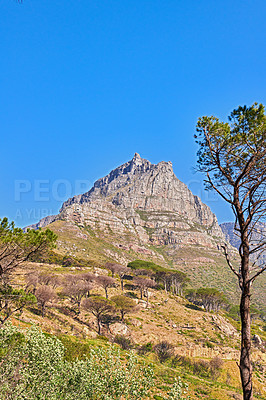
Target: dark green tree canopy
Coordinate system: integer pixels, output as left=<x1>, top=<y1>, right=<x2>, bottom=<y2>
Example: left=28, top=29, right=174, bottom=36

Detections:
left=195, top=103, right=266, bottom=277
left=0, top=218, right=57, bottom=283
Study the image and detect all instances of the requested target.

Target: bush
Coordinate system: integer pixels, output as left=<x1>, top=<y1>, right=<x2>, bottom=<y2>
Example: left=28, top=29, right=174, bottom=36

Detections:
left=125, top=291, right=138, bottom=298
left=171, top=354, right=223, bottom=379
left=0, top=323, right=153, bottom=400
left=154, top=341, right=174, bottom=363
left=113, top=335, right=132, bottom=350
left=209, top=356, right=223, bottom=377
left=138, top=341, right=153, bottom=355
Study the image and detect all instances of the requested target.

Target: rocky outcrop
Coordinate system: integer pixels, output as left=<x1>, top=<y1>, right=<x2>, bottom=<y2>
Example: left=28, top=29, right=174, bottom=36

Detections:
left=56, top=153, right=226, bottom=250
left=60, top=153, right=223, bottom=233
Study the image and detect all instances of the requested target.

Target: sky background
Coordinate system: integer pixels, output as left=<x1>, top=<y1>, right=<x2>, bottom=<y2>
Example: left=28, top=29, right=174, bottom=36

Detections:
left=1, top=0, right=266, bottom=227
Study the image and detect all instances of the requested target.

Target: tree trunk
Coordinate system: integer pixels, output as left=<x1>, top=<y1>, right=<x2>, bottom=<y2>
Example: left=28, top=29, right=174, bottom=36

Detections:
left=121, top=278, right=124, bottom=292
left=240, top=255, right=253, bottom=400
left=105, top=288, right=108, bottom=299
left=97, top=317, right=101, bottom=334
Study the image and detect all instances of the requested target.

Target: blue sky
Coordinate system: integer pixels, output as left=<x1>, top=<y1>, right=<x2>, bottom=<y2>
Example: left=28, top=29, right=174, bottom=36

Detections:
left=1, top=0, right=265, bottom=227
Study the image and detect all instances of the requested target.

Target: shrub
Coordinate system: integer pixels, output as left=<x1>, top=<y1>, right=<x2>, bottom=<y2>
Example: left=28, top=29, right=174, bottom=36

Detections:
left=138, top=341, right=153, bottom=355
left=113, top=335, right=132, bottom=350
left=154, top=341, right=174, bottom=363
left=209, top=356, right=223, bottom=377
left=167, top=377, right=190, bottom=400
left=0, top=323, right=154, bottom=400
left=125, top=291, right=138, bottom=298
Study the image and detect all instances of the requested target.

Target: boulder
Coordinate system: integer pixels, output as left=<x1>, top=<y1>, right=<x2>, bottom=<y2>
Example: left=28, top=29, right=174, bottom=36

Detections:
left=109, top=322, right=128, bottom=336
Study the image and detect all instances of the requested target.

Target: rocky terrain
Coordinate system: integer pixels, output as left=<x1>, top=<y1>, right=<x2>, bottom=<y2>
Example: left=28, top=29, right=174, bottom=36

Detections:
left=9, top=260, right=266, bottom=400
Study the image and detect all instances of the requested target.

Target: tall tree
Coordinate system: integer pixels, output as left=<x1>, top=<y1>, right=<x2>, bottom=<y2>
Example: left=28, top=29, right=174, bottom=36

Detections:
left=96, top=275, right=116, bottom=299
left=0, top=218, right=57, bottom=284
left=111, top=295, right=137, bottom=322
left=35, top=285, right=56, bottom=317
left=0, top=218, right=57, bottom=324
left=0, top=285, right=36, bottom=325
left=195, top=103, right=266, bottom=400
left=61, top=275, right=93, bottom=314
left=82, top=296, right=114, bottom=334
left=133, top=277, right=156, bottom=307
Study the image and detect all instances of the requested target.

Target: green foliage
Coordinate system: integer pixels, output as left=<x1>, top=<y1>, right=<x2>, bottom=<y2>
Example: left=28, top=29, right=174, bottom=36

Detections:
left=0, top=285, right=36, bottom=325
left=227, top=304, right=240, bottom=321
left=185, top=287, right=227, bottom=312
left=167, top=377, right=190, bottom=400
left=171, top=355, right=222, bottom=380
left=128, top=259, right=167, bottom=273
left=0, top=217, right=57, bottom=283
left=111, top=295, right=136, bottom=321
left=195, top=103, right=266, bottom=190
left=138, top=341, right=153, bottom=355
left=0, top=323, right=154, bottom=400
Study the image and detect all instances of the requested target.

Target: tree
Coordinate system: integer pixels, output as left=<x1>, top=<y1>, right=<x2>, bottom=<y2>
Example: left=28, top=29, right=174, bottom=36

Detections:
left=106, top=263, right=130, bottom=291
left=195, top=103, right=266, bottom=400
left=116, top=265, right=130, bottom=291
left=155, top=271, right=172, bottom=292
left=111, top=295, right=137, bottom=322
left=96, top=275, right=116, bottom=299
left=0, top=218, right=57, bottom=284
left=0, top=285, right=36, bottom=325
left=82, top=296, right=114, bottom=334
left=133, top=277, right=156, bottom=307
left=105, top=262, right=120, bottom=277
left=35, top=285, right=56, bottom=317
left=196, top=288, right=227, bottom=312
left=26, top=271, right=59, bottom=293
left=171, top=271, right=189, bottom=296
left=62, top=276, right=93, bottom=314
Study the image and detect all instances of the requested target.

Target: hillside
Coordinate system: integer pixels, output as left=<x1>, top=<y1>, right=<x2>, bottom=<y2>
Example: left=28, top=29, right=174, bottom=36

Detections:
left=8, top=259, right=266, bottom=400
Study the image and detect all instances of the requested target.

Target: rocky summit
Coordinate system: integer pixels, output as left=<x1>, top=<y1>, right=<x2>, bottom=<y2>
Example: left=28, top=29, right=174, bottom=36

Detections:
left=30, top=153, right=225, bottom=246
left=59, top=152, right=224, bottom=246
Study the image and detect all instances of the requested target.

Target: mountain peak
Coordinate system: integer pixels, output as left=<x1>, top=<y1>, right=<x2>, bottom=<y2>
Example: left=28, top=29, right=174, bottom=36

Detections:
left=58, top=154, right=223, bottom=239
left=133, top=152, right=141, bottom=160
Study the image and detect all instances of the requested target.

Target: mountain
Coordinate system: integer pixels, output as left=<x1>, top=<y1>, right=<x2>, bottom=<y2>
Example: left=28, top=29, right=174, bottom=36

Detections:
left=59, top=152, right=224, bottom=243
left=25, top=153, right=266, bottom=310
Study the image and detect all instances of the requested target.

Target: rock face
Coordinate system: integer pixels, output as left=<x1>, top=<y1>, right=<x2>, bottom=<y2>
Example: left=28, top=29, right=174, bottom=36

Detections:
left=60, top=153, right=220, bottom=228
left=57, top=153, right=225, bottom=249
left=24, top=215, right=58, bottom=232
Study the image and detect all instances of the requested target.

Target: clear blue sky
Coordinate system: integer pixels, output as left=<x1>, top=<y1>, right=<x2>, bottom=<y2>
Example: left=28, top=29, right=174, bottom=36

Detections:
left=1, top=0, right=265, bottom=227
